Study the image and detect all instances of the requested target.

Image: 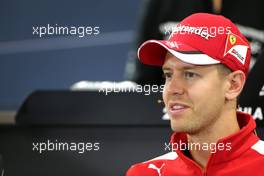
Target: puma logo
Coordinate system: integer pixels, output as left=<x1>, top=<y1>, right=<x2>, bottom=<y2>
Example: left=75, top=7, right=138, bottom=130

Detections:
left=148, top=163, right=165, bottom=176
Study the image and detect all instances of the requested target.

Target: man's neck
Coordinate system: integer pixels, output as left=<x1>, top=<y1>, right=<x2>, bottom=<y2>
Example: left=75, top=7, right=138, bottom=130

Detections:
left=186, top=110, right=240, bottom=170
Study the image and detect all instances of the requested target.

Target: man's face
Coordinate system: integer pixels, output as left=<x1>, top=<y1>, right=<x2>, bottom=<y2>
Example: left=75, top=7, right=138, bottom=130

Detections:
left=162, top=52, right=227, bottom=134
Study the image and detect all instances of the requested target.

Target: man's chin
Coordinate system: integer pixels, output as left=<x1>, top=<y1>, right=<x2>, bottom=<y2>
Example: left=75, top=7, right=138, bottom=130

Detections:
left=171, top=124, right=188, bottom=133
left=170, top=121, right=197, bottom=134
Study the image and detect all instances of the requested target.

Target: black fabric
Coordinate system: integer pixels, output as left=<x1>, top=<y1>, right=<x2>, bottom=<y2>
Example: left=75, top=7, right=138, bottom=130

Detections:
left=183, top=148, right=193, bottom=160
left=256, top=127, right=264, bottom=140
left=15, top=91, right=167, bottom=126
left=239, top=49, right=264, bottom=128
left=0, top=154, right=3, bottom=176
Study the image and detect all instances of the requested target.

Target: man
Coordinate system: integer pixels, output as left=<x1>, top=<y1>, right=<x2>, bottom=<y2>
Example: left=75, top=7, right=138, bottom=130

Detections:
left=126, top=13, right=264, bottom=176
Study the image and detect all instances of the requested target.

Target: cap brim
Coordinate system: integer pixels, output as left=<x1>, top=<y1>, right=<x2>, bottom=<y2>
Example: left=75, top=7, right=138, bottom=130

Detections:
left=137, top=40, right=220, bottom=66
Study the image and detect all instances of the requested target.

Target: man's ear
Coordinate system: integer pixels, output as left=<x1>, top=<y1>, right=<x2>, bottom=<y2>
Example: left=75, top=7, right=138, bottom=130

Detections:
left=225, top=70, right=246, bottom=100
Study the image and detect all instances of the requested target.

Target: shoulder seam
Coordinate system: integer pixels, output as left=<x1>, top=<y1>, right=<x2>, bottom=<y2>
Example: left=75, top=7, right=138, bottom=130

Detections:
left=251, top=140, right=264, bottom=155
left=143, top=151, right=178, bottom=163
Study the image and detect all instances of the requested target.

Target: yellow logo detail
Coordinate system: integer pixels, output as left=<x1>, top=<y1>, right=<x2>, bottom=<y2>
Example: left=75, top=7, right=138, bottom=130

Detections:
left=230, top=35, right=236, bottom=45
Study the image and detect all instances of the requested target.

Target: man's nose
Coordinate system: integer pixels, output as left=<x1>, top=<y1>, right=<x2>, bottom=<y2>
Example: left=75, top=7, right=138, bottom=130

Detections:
left=165, top=76, right=185, bottom=95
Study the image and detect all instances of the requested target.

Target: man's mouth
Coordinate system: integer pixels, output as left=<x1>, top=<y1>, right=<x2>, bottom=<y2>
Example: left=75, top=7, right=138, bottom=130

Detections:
left=168, top=102, right=190, bottom=117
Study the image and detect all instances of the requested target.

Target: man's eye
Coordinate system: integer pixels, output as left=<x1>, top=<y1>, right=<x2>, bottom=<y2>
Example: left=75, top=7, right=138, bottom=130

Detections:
left=184, top=71, right=197, bottom=79
left=163, top=72, right=172, bottom=79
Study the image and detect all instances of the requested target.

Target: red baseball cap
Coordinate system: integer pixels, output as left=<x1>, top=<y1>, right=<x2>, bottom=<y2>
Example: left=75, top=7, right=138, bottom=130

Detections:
left=138, top=13, right=251, bottom=76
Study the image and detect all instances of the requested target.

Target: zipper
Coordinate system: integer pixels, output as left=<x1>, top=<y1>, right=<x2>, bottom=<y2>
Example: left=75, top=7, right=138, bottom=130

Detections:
left=179, top=150, right=214, bottom=176
left=202, top=151, right=214, bottom=176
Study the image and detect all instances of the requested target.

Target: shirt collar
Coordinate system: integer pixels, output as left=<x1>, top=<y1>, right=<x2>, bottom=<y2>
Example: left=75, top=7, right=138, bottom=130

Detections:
left=170, top=112, right=259, bottom=164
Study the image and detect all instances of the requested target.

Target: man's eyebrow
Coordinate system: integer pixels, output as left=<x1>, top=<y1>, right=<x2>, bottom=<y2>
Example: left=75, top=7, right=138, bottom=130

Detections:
left=182, top=65, right=197, bottom=70
left=162, top=65, right=197, bottom=71
left=162, top=67, right=171, bottom=71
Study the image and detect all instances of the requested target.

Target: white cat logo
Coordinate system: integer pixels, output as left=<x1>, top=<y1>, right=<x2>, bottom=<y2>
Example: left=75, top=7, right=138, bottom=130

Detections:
left=148, top=163, right=165, bottom=176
